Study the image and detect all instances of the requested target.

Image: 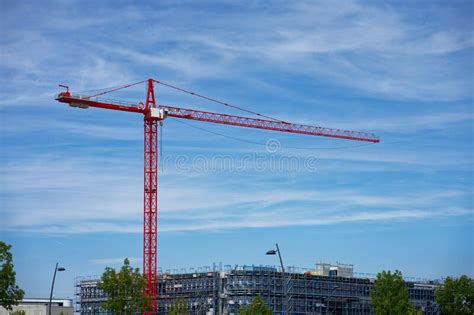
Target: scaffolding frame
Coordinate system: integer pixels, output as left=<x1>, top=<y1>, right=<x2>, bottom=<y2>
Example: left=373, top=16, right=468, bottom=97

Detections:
left=75, top=264, right=439, bottom=315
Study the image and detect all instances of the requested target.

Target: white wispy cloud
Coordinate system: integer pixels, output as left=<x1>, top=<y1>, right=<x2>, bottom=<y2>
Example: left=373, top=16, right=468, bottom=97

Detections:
left=113, top=0, right=471, bottom=100
left=76, top=57, right=135, bottom=91
left=318, top=112, right=474, bottom=133
left=7, top=207, right=471, bottom=235
left=89, top=257, right=141, bottom=266
left=2, top=0, right=470, bottom=103
left=1, top=149, right=471, bottom=234
left=0, top=1, right=472, bottom=238
left=97, top=45, right=228, bottom=80
left=159, top=207, right=473, bottom=233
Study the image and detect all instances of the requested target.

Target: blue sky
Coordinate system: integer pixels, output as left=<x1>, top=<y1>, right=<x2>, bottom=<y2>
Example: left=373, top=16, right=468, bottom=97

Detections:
left=0, top=0, right=473, bottom=300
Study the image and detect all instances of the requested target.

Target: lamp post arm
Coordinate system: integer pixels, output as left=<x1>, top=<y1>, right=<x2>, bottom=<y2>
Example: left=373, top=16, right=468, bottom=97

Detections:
left=275, top=243, right=285, bottom=273
left=49, top=263, right=58, bottom=315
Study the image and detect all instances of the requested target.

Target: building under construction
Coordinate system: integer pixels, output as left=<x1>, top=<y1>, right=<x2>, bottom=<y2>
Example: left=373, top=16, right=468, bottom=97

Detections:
left=76, top=262, right=439, bottom=315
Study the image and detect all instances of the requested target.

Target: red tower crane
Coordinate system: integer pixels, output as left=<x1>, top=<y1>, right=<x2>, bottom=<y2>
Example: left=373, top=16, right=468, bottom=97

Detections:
left=55, top=78, right=379, bottom=314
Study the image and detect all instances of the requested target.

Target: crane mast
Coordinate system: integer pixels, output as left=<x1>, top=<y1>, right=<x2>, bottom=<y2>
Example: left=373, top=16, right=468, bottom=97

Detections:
left=55, top=79, right=379, bottom=314
left=143, top=80, right=158, bottom=314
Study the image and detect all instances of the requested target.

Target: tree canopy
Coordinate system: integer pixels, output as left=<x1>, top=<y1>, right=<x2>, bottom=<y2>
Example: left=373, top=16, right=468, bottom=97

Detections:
left=168, top=298, right=189, bottom=315
left=0, top=241, right=24, bottom=310
left=239, top=295, right=273, bottom=315
left=370, top=270, right=416, bottom=315
left=435, top=275, right=474, bottom=315
left=97, top=258, right=146, bottom=315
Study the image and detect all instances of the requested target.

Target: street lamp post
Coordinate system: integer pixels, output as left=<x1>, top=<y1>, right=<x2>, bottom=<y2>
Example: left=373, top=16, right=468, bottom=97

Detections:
left=49, top=263, right=65, bottom=315
left=266, top=243, right=289, bottom=315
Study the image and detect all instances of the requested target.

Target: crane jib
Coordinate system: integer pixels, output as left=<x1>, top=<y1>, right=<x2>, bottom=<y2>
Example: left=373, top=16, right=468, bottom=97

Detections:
left=160, top=105, right=380, bottom=143
left=55, top=94, right=379, bottom=143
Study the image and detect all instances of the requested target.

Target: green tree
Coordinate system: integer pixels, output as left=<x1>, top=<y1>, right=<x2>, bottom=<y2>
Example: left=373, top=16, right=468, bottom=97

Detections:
left=168, top=298, right=189, bottom=315
left=97, top=258, right=147, bottom=315
left=370, top=270, right=416, bottom=315
left=0, top=241, right=24, bottom=310
left=435, top=275, right=474, bottom=315
left=239, top=295, right=273, bottom=315
left=9, top=310, right=26, bottom=315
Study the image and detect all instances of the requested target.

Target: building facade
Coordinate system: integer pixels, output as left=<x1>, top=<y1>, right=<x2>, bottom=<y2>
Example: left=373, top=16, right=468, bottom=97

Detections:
left=310, top=262, right=354, bottom=278
left=76, top=264, right=439, bottom=315
left=0, top=298, right=73, bottom=315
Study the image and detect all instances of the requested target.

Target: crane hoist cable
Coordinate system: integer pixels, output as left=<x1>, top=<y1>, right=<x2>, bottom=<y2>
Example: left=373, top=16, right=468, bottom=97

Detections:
left=88, top=80, right=148, bottom=98
left=153, top=79, right=288, bottom=123
left=78, top=79, right=287, bottom=126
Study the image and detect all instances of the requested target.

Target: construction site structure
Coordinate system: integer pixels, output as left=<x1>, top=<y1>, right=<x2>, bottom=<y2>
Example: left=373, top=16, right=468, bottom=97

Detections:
left=75, top=264, right=439, bottom=315
left=310, top=262, right=354, bottom=278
